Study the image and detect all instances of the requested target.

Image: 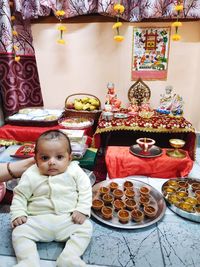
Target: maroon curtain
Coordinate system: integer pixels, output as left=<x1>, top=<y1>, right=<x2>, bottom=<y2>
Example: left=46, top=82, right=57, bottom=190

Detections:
left=13, top=0, right=200, bottom=21
left=0, top=1, right=43, bottom=118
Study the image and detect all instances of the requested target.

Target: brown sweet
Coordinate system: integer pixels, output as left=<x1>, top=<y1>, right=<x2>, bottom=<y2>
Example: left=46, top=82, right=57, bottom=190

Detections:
left=139, top=186, right=150, bottom=196
left=102, top=193, right=113, bottom=205
left=123, top=181, right=134, bottom=190
left=131, top=209, right=144, bottom=222
left=99, top=186, right=110, bottom=196
left=92, top=199, right=104, bottom=211
left=109, top=182, right=119, bottom=191
left=125, top=189, right=135, bottom=199
left=113, top=189, right=123, bottom=199
left=144, top=206, right=157, bottom=218
left=118, top=210, right=130, bottom=223
left=101, top=206, right=113, bottom=220
left=113, top=199, right=125, bottom=211
left=125, top=199, right=137, bottom=210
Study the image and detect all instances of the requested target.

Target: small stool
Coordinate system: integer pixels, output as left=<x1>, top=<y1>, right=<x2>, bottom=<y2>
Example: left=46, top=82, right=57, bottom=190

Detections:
left=105, top=146, right=193, bottom=179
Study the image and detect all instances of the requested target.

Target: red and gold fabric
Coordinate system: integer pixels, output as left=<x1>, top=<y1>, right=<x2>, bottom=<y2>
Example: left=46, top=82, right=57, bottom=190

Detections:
left=92, top=110, right=196, bottom=160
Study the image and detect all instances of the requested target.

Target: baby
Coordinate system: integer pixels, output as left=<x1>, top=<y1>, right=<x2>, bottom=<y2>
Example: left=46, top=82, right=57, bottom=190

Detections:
left=10, top=130, right=92, bottom=267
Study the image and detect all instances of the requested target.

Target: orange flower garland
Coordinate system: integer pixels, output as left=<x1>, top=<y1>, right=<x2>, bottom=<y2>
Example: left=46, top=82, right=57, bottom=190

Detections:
left=10, top=2, right=20, bottom=62
left=113, top=3, right=125, bottom=42
left=55, top=10, right=67, bottom=44
left=172, top=1, right=183, bottom=41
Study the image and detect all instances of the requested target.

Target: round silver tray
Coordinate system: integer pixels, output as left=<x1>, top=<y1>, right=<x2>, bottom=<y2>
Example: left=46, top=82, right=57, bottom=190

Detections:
left=129, top=145, right=163, bottom=158
left=162, top=178, right=200, bottom=222
left=92, top=178, right=166, bottom=229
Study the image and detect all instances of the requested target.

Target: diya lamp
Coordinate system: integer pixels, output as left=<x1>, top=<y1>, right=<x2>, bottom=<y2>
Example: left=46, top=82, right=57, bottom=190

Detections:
left=102, top=193, right=113, bottom=205
left=117, top=209, right=130, bottom=224
left=92, top=199, right=104, bottom=211
left=131, top=209, right=144, bottom=222
left=101, top=206, right=113, bottom=220
left=113, top=199, right=125, bottom=211
left=125, top=199, right=137, bottom=210
left=166, top=139, right=186, bottom=158
left=143, top=205, right=157, bottom=218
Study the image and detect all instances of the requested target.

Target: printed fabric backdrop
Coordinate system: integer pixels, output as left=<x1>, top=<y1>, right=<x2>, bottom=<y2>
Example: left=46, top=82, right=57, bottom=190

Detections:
left=131, top=27, right=171, bottom=81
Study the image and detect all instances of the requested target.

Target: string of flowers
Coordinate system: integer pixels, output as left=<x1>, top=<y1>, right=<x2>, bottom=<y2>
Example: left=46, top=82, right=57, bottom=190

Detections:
left=55, top=10, right=67, bottom=44
left=112, top=2, right=125, bottom=42
left=10, top=2, right=20, bottom=62
left=171, top=0, right=183, bottom=41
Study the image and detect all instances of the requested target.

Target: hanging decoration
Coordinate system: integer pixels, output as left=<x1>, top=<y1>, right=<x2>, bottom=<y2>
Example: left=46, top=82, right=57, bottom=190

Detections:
left=10, top=2, right=20, bottom=62
left=112, top=2, right=125, bottom=42
left=131, top=27, right=171, bottom=81
left=171, top=1, right=184, bottom=41
left=55, top=10, right=67, bottom=44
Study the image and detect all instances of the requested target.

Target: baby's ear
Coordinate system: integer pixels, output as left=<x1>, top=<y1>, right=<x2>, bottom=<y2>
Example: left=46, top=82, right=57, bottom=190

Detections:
left=69, top=154, right=73, bottom=161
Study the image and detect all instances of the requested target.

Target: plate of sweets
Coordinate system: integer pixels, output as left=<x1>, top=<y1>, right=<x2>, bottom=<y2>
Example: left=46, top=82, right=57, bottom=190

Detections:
left=162, top=178, right=200, bottom=222
left=11, top=144, right=35, bottom=158
left=59, top=117, right=94, bottom=129
left=92, top=178, right=166, bottom=229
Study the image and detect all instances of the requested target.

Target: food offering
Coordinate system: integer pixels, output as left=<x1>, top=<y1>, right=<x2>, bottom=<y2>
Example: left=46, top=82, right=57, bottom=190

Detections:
left=92, top=179, right=166, bottom=229
left=162, top=178, right=200, bottom=222
left=59, top=117, right=94, bottom=129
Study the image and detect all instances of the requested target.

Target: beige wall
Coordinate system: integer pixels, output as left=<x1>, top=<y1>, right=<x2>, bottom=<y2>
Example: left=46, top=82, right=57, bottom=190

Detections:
left=31, top=21, right=200, bottom=131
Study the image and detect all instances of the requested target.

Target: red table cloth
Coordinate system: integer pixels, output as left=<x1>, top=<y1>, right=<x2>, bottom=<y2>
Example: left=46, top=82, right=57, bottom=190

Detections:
left=0, top=124, right=93, bottom=145
left=105, top=146, right=194, bottom=179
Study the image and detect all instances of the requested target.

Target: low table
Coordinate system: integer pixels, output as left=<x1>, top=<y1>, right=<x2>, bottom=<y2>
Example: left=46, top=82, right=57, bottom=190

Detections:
left=105, top=146, right=194, bottom=179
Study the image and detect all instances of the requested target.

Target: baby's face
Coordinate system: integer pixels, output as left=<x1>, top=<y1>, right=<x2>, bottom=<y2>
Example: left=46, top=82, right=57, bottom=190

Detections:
left=35, top=139, right=72, bottom=176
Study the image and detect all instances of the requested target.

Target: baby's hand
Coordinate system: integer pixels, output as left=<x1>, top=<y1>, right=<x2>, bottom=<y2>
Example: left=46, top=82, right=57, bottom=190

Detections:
left=12, top=216, right=27, bottom=228
left=72, top=211, right=87, bottom=224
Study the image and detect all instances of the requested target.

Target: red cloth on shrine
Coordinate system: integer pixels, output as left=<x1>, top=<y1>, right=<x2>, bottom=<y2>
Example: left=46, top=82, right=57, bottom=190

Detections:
left=105, top=146, right=193, bottom=179
left=0, top=124, right=93, bottom=145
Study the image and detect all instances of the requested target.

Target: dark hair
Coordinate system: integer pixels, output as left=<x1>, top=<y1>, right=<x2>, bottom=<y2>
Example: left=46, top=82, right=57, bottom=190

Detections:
left=35, top=130, right=72, bottom=154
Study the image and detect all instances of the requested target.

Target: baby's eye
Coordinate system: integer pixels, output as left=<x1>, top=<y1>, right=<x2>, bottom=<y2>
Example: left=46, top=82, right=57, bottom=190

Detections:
left=41, top=155, right=49, bottom=161
left=57, top=155, right=64, bottom=160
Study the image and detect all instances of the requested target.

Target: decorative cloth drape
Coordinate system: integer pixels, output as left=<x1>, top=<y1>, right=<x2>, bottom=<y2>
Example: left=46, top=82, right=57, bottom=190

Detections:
left=13, top=0, right=200, bottom=21
left=0, top=0, right=43, bottom=118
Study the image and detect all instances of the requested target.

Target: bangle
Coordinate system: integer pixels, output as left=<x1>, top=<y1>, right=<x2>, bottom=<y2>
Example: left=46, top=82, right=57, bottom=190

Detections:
left=7, top=162, right=17, bottom=179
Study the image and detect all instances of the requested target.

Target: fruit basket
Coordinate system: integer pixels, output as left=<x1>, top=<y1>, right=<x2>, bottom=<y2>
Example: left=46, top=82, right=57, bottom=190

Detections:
left=64, top=93, right=102, bottom=125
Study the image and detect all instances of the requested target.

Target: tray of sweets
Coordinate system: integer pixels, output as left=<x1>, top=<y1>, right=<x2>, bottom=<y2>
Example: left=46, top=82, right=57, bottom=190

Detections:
left=91, top=178, right=166, bottom=229
left=162, top=178, right=200, bottom=222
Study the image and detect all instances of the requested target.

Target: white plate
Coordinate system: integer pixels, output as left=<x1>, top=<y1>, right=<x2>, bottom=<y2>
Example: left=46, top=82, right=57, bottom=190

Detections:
left=114, top=113, right=129, bottom=119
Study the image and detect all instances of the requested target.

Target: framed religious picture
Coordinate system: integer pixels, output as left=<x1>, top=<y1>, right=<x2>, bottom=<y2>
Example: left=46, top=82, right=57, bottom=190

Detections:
left=131, top=27, right=171, bottom=81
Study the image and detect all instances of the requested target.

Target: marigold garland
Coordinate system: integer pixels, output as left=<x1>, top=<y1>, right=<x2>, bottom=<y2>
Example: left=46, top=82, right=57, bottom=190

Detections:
left=9, top=2, right=20, bottom=62
left=55, top=10, right=66, bottom=44
left=171, top=1, right=183, bottom=41
left=113, top=2, right=125, bottom=42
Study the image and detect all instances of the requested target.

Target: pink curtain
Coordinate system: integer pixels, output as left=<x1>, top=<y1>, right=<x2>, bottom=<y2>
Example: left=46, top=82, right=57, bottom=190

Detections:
left=0, top=1, right=43, bottom=118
